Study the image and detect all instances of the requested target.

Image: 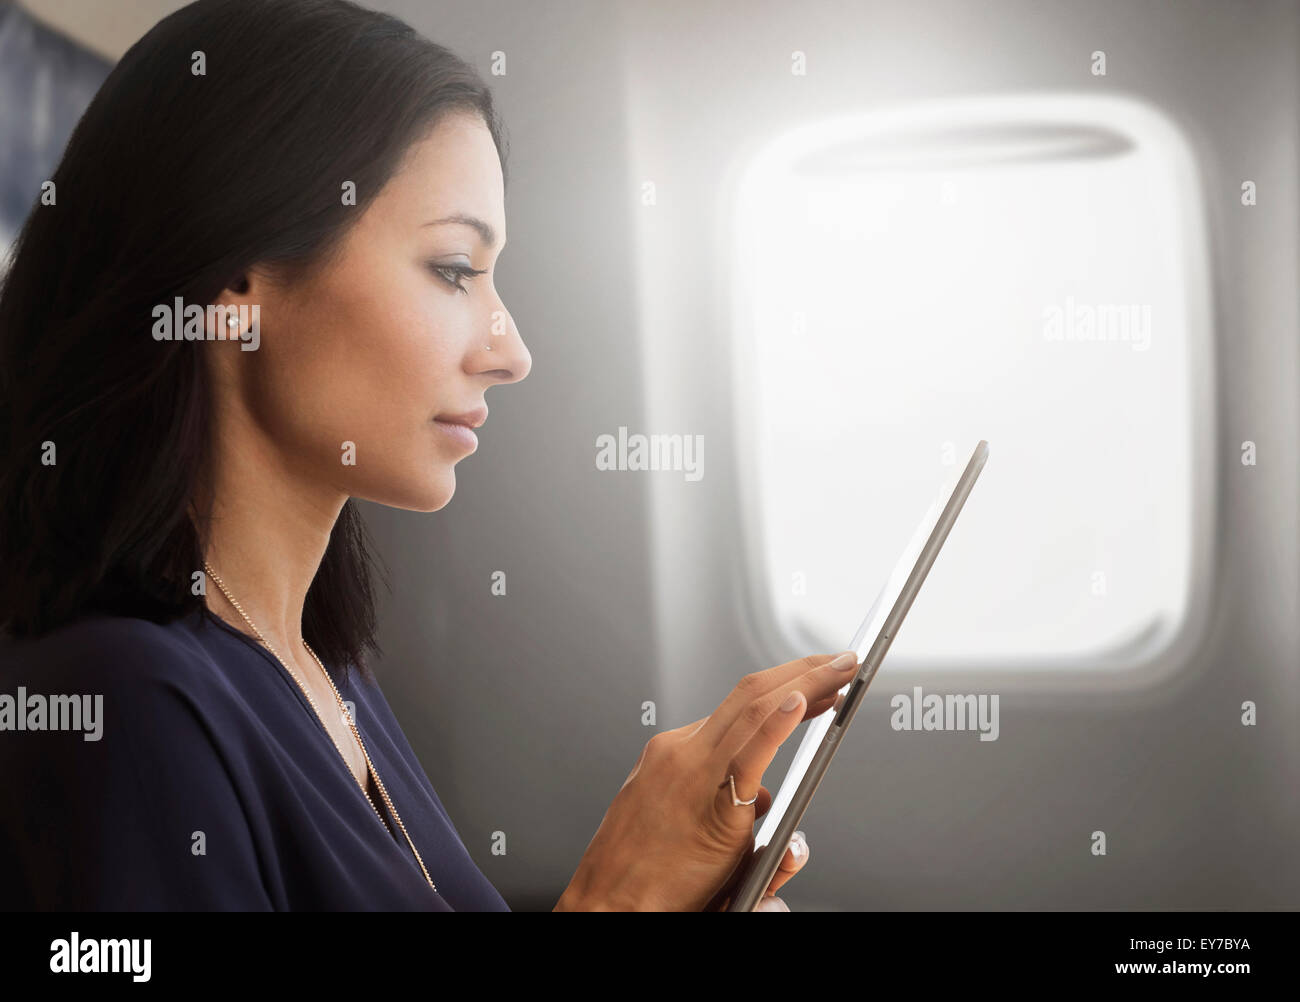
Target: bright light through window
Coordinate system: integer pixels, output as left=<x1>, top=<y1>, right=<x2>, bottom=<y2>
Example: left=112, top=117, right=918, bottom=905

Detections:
left=730, top=95, right=1213, bottom=671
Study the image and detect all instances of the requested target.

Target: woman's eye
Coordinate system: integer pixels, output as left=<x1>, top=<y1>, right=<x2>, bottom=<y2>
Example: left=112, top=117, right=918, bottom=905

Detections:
left=429, top=263, right=487, bottom=295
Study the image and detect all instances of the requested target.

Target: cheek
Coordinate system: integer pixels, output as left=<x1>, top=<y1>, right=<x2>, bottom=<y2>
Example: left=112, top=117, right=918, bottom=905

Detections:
left=255, top=271, right=463, bottom=472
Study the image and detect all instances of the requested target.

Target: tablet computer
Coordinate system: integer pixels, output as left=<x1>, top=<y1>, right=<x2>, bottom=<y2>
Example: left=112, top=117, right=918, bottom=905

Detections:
left=721, top=440, right=989, bottom=912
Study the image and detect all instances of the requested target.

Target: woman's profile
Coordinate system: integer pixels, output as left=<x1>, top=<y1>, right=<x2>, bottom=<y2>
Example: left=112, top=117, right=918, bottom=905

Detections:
left=0, top=0, right=855, bottom=911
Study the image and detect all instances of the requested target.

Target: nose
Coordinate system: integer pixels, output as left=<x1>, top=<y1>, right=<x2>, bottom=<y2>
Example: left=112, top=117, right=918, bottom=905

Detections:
left=479, top=304, right=531, bottom=385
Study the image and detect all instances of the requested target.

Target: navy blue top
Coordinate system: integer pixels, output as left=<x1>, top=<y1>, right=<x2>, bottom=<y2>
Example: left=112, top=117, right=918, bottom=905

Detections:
left=0, top=609, right=510, bottom=911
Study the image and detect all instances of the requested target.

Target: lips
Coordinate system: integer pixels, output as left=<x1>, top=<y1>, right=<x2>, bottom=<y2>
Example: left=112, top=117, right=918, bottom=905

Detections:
left=433, top=418, right=479, bottom=451
left=434, top=405, right=488, bottom=429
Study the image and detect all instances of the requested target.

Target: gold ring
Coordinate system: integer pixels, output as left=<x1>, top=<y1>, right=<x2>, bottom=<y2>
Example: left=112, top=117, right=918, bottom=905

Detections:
left=725, top=774, right=757, bottom=807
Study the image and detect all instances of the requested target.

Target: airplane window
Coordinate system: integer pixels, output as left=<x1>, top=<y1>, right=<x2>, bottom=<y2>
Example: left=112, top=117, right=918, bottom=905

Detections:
left=730, top=95, right=1213, bottom=672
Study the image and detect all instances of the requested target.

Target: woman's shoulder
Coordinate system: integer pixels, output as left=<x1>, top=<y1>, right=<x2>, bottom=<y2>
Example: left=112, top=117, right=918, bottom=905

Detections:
left=0, top=609, right=223, bottom=694
left=0, top=610, right=280, bottom=909
left=0, top=610, right=262, bottom=792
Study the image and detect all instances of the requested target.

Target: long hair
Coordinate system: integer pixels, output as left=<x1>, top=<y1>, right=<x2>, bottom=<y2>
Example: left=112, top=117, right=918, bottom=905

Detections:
left=0, top=0, right=508, bottom=679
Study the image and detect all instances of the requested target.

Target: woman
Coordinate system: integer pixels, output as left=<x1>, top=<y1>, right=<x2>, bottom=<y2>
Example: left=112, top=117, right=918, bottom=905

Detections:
left=0, top=0, right=856, bottom=911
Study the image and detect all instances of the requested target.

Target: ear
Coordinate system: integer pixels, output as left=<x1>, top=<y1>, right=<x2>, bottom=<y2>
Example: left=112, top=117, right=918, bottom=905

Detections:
left=204, top=265, right=278, bottom=342
left=226, top=261, right=283, bottom=301
left=203, top=273, right=265, bottom=350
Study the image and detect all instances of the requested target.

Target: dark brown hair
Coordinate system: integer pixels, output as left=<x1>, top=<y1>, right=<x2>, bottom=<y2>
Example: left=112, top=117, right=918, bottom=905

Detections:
left=0, top=0, right=508, bottom=679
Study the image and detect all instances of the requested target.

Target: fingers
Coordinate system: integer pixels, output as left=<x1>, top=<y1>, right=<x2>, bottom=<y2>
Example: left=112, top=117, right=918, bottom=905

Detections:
left=668, top=715, right=710, bottom=739
left=764, top=830, right=809, bottom=895
left=755, top=895, right=790, bottom=912
left=696, top=651, right=856, bottom=748
left=711, top=652, right=860, bottom=777
left=805, top=693, right=839, bottom=718
left=714, top=688, right=809, bottom=809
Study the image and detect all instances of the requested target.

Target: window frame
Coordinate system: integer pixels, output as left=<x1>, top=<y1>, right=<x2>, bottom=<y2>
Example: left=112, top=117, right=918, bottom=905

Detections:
left=723, top=92, right=1219, bottom=692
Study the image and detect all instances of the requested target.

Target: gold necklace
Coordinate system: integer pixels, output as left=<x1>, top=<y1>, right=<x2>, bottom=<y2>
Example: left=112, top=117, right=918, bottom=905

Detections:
left=202, top=561, right=437, bottom=895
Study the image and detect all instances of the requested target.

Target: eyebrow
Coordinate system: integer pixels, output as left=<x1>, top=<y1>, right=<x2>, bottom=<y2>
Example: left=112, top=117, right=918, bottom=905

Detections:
left=423, top=214, right=499, bottom=249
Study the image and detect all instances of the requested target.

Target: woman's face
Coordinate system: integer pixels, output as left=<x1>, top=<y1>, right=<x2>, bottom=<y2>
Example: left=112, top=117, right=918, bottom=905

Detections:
left=223, top=112, right=529, bottom=513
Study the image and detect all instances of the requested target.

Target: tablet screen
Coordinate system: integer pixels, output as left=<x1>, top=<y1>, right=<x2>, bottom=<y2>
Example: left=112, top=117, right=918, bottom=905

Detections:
left=752, top=460, right=967, bottom=852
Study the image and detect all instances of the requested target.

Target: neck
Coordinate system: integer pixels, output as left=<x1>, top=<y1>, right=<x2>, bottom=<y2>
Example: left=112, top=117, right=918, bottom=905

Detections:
left=196, top=404, right=346, bottom=656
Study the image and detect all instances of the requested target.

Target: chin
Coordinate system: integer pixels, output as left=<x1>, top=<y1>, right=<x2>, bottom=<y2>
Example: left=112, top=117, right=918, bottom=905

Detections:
left=360, top=470, right=457, bottom=513
left=407, top=478, right=457, bottom=513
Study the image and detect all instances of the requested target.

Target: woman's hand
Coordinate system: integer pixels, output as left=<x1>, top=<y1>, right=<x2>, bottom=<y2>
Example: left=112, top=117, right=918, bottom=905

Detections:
left=554, top=651, right=858, bottom=911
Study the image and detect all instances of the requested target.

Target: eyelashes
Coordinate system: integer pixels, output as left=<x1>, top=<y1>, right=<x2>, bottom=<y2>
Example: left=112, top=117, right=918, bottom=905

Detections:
left=428, top=262, right=488, bottom=295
